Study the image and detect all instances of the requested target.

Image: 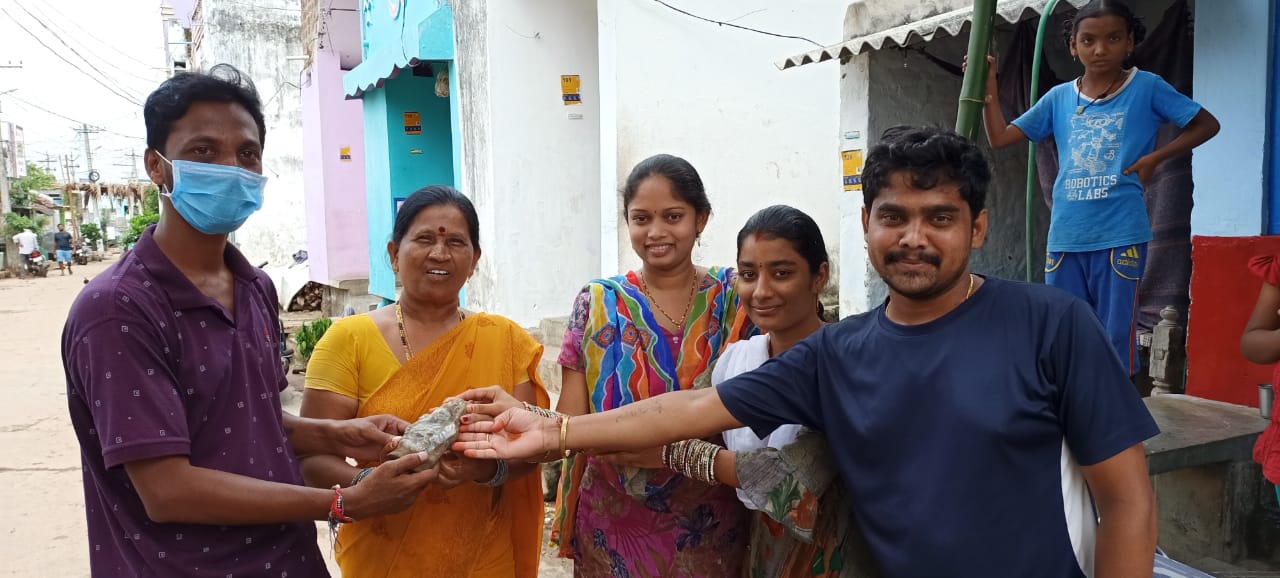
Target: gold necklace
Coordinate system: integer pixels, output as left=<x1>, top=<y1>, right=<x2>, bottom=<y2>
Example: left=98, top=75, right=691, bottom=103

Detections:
left=965, top=273, right=976, bottom=300
left=640, top=269, right=700, bottom=328
left=395, top=302, right=464, bottom=361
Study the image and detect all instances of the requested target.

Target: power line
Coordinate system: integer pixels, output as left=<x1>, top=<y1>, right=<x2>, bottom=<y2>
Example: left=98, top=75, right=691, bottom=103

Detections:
left=0, top=5, right=145, bottom=106
left=23, top=0, right=163, bottom=89
left=0, top=92, right=146, bottom=141
left=33, top=0, right=163, bottom=71
left=650, top=0, right=825, bottom=48
left=9, top=1, right=149, bottom=102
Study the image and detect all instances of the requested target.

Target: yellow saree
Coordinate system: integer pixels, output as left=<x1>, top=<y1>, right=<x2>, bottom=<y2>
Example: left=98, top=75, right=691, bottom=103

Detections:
left=326, top=312, right=548, bottom=578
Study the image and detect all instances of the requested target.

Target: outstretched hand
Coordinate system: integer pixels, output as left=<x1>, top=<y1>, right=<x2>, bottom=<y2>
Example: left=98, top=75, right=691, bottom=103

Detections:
left=451, top=408, right=556, bottom=461
left=452, top=385, right=523, bottom=429
left=329, top=414, right=410, bottom=463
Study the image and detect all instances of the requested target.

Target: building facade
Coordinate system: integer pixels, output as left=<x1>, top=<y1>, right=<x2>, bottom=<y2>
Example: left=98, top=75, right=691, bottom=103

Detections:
left=188, top=0, right=308, bottom=270
left=300, top=0, right=368, bottom=287
left=781, top=0, right=1280, bottom=409
left=340, top=0, right=846, bottom=327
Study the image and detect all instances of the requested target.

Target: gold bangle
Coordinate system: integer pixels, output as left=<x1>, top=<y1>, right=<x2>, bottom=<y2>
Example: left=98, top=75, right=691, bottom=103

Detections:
left=558, top=414, right=568, bottom=457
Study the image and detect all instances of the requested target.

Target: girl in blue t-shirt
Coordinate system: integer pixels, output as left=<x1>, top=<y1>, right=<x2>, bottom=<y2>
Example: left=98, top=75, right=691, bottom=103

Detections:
left=971, top=0, right=1218, bottom=375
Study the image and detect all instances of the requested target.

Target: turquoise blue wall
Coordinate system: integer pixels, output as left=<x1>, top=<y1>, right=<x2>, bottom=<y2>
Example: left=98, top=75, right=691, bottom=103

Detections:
left=362, top=89, right=395, bottom=299
left=355, top=1, right=459, bottom=300
left=364, top=66, right=455, bottom=299
left=359, top=0, right=454, bottom=62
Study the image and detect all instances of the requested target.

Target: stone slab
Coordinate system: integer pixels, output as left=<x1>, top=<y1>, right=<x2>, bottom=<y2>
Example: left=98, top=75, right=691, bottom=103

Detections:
left=1145, top=395, right=1268, bottom=475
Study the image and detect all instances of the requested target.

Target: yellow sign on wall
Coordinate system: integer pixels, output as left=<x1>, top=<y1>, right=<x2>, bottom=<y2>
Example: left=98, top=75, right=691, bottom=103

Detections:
left=561, top=75, right=581, bottom=105
left=339, top=146, right=352, bottom=161
left=842, top=149, right=864, bottom=192
left=403, top=112, right=421, bottom=135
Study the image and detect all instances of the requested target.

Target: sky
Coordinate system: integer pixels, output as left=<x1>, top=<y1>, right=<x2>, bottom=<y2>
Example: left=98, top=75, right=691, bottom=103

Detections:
left=0, top=0, right=180, bottom=183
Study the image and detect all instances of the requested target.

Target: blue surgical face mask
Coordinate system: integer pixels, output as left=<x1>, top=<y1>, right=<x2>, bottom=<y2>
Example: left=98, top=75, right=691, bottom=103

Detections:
left=157, top=153, right=268, bottom=235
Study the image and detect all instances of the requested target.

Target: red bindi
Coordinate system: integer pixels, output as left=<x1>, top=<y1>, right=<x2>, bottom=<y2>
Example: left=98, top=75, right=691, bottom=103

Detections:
left=438, top=226, right=447, bottom=234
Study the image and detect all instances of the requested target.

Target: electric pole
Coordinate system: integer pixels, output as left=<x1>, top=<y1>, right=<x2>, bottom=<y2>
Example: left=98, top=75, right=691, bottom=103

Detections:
left=63, top=154, right=80, bottom=185
left=76, top=124, right=103, bottom=181
left=40, top=153, right=57, bottom=175
left=117, top=149, right=141, bottom=180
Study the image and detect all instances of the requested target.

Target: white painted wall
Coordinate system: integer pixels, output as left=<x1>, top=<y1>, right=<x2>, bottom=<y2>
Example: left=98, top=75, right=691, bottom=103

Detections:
left=455, top=1, right=602, bottom=328
left=194, top=0, right=306, bottom=269
left=601, top=0, right=847, bottom=285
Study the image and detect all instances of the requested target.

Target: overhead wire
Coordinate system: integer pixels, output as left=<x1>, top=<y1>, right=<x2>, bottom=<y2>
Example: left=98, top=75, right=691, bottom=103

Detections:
left=22, top=0, right=163, bottom=89
left=8, top=1, right=149, bottom=102
left=650, top=0, right=825, bottom=48
left=0, top=91, right=146, bottom=141
left=33, top=0, right=165, bottom=71
left=0, top=5, right=146, bottom=107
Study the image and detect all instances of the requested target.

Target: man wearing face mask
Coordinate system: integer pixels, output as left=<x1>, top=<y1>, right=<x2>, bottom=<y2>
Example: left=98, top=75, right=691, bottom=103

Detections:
left=61, top=65, right=442, bottom=577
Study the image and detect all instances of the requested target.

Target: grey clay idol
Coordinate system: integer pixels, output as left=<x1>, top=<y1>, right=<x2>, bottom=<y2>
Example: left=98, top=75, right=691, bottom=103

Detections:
left=387, top=398, right=467, bottom=471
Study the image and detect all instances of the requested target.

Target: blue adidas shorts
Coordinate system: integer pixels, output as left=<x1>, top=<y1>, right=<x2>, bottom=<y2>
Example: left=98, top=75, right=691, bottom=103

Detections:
left=1045, top=243, right=1146, bottom=376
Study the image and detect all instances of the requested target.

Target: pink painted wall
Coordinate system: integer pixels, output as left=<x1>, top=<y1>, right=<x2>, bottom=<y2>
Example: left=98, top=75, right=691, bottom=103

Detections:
left=303, top=48, right=368, bottom=285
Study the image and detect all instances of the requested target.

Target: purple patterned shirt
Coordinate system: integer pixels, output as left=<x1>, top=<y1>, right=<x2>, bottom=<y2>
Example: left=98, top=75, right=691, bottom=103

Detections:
left=61, top=226, right=328, bottom=577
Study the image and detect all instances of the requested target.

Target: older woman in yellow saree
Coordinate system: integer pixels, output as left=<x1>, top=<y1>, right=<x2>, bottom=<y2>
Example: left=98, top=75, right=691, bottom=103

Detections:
left=298, top=185, right=548, bottom=577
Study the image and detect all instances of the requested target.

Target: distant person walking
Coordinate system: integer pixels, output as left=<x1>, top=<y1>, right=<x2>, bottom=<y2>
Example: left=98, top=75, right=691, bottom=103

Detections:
left=53, top=223, right=74, bottom=275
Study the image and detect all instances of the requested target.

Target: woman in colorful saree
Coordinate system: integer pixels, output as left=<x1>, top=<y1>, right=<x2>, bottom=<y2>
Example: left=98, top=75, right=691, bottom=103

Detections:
left=459, top=206, right=880, bottom=577
left=551, top=154, right=751, bottom=576
left=298, top=185, right=548, bottom=578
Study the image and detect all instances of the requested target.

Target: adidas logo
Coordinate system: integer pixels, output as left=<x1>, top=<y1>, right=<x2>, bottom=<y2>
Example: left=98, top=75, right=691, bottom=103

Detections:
left=1121, top=247, right=1140, bottom=259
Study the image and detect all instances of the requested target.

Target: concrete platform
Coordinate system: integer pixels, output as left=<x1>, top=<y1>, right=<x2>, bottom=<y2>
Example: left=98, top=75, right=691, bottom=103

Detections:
left=1145, top=395, right=1268, bottom=475
left=1143, top=395, right=1278, bottom=569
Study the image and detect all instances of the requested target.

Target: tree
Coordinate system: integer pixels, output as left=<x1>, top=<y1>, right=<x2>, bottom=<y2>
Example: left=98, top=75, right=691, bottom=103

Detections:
left=80, top=223, right=102, bottom=248
left=4, top=212, right=35, bottom=236
left=10, top=163, right=57, bottom=208
left=124, top=186, right=161, bottom=245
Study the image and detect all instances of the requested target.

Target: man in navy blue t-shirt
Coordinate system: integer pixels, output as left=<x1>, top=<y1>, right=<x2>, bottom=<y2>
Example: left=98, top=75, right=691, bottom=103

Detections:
left=459, top=126, right=1160, bottom=578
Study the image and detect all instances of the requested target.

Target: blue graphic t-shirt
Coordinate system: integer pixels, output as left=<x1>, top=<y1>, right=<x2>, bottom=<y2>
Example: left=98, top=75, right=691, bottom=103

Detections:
left=1014, top=69, right=1202, bottom=252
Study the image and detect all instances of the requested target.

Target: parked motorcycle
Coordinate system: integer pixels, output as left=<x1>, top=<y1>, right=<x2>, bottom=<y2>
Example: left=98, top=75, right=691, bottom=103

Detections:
left=73, top=245, right=89, bottom=266
left=24, top=250, right=49, bottom=278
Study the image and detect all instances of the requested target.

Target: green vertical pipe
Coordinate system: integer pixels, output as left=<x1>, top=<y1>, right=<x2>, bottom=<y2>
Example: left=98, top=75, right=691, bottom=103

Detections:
left=1025, top=0, right=1062, bottom=281
left=956, top=0, right=998, bottom=139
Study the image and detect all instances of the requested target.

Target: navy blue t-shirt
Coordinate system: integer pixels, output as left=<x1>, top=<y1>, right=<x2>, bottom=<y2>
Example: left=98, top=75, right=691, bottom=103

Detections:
left=717, top=276, right=1158, bottom=578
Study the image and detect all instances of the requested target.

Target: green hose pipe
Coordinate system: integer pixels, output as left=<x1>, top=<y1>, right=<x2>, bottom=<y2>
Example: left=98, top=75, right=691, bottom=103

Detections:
left=1025, top=0, right=1062, bottom=282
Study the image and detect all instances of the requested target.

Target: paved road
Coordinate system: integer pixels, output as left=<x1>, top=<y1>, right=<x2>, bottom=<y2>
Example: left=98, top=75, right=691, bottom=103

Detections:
left=0, top=256, right=572, bottom=577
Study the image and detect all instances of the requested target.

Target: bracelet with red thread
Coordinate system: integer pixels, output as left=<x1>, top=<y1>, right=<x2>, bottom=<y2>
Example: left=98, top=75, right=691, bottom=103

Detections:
left=329, top=485, right=355, bottom=524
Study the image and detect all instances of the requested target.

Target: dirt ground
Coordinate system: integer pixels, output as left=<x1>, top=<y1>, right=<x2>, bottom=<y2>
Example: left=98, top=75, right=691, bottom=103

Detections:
left=0, top=256, right=572, bottom=577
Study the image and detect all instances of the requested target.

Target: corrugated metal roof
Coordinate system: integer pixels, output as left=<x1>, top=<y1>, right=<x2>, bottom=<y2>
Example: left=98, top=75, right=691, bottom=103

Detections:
left=776, top=0, right=1088, bottom=70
